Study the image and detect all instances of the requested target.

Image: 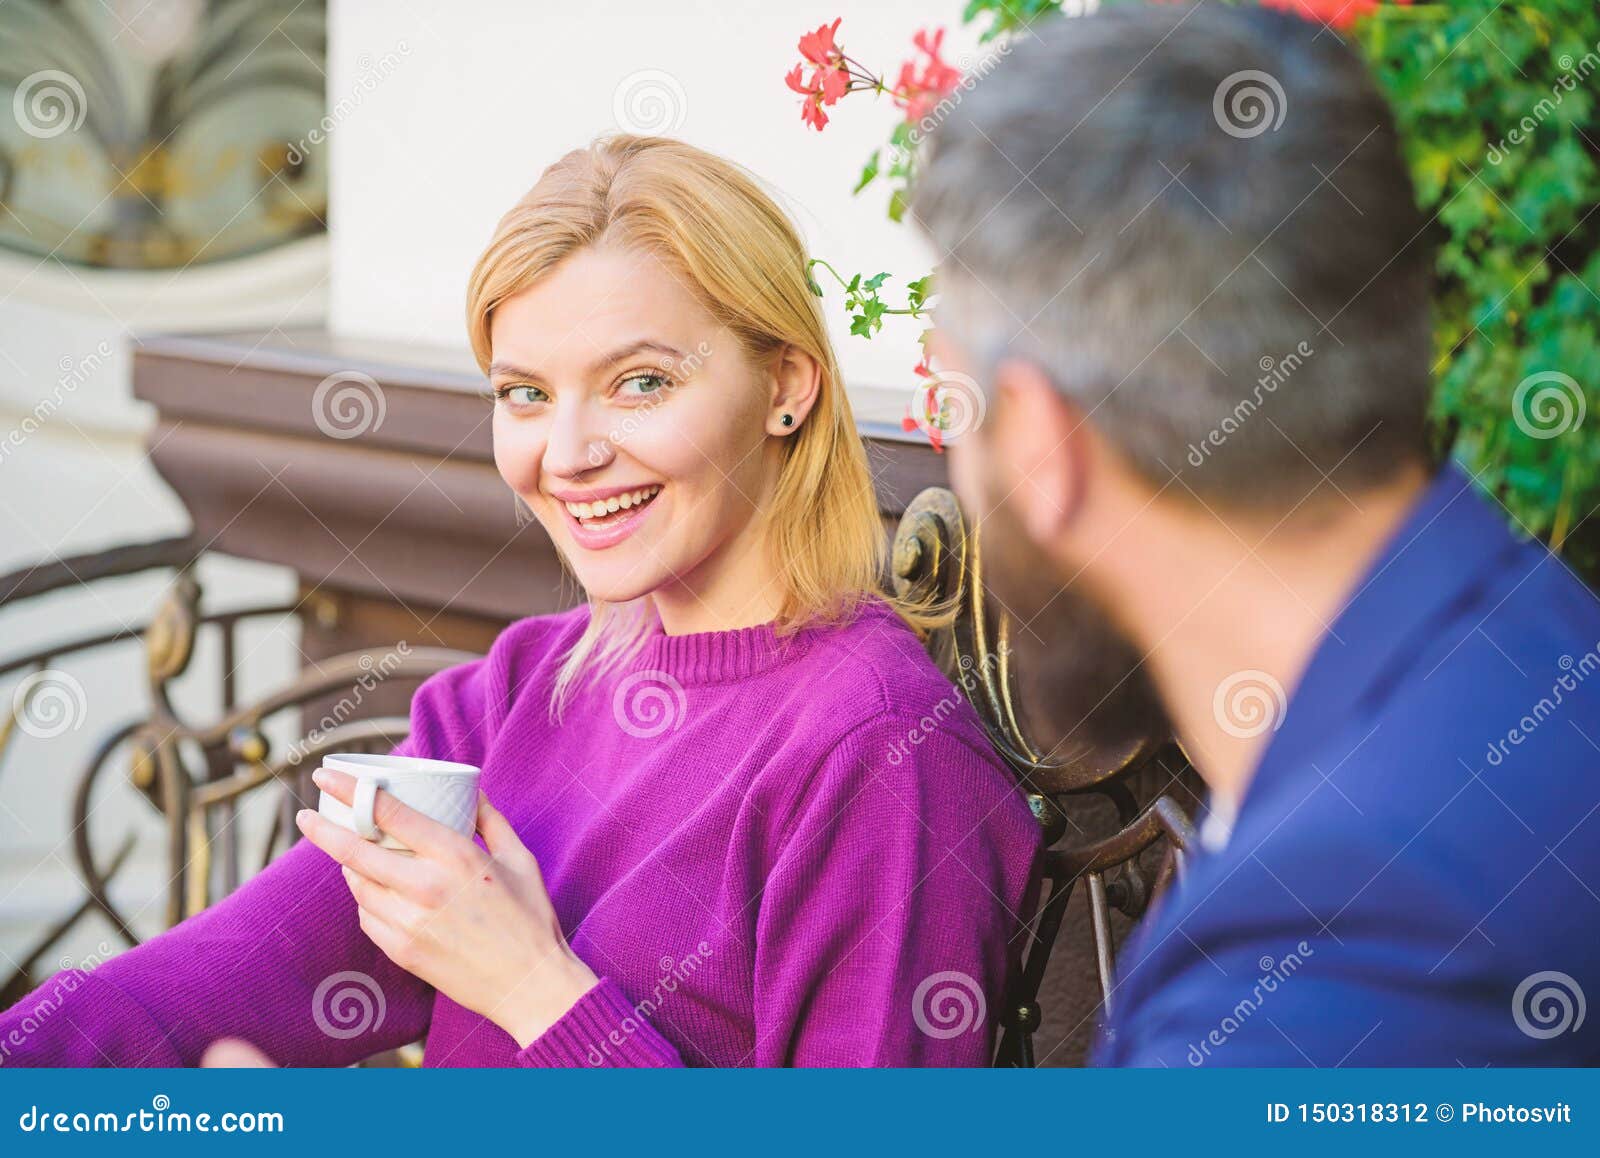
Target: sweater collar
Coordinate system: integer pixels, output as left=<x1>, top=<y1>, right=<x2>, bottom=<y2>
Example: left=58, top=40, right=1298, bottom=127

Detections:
left=624, top=597, right=896, bottom=686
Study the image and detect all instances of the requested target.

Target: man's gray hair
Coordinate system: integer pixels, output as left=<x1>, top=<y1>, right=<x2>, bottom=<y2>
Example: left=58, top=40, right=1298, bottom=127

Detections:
left=912, top=1, right=1432, bottom=503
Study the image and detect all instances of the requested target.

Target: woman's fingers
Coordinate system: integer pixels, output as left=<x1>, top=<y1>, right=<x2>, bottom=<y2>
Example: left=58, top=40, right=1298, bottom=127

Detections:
left=295, top=807, right=431, bottom=893
left=353, top=890, right=429, bottom=975
left=476, top=792, right=534, bottom=868
left=200, top=1038, right=279, bottom=1068
left=356, top=903, right=406, bottom=953
left=311, top=767, right=464, bottom=861
left=341, top=865, right=428, bottom=933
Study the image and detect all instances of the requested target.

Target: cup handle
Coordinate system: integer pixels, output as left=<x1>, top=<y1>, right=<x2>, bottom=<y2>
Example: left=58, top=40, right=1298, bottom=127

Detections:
left=352, top=776, right=381, bottom=842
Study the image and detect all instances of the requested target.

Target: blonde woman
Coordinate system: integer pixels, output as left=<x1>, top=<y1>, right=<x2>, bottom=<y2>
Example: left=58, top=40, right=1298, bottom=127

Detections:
left=2, top=136, right=1040, bottom=1068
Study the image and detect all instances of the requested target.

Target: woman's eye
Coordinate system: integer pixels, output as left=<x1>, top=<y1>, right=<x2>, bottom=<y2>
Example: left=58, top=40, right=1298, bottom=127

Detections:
left=618, top=373, right=669, bottom=399
left=497, top=384, right=546, bottom=406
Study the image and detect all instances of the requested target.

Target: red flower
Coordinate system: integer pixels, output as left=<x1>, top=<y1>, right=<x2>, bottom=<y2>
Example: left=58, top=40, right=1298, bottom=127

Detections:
left=785, top=64, right=830, bottom=130
left=786, top=18, right=851, bottom=131
left=893, top=28, right=962, bottom=126
left=1258, top=0, right=1412, bottom=30
left=798, top=18, right=843, bottom=67
left=902, top=364, right=946, bottom=453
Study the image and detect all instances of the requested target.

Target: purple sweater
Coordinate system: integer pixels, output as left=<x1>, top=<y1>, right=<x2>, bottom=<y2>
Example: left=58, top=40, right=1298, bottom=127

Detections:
left=2, top=599, right=1040, bottom=1067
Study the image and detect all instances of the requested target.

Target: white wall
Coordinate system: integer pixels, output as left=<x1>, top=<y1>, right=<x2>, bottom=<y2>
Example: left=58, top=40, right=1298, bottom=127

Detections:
left=329, top=0, right=985, bottom=390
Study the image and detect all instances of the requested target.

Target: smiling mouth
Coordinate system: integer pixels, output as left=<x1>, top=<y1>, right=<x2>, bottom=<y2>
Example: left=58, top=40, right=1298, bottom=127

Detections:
left=561, top=484, right=662, bottom=530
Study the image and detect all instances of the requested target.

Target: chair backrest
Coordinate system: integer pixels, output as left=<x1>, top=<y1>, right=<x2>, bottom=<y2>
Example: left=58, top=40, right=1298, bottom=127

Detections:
left=888, top=487, right=1197, bottom=1066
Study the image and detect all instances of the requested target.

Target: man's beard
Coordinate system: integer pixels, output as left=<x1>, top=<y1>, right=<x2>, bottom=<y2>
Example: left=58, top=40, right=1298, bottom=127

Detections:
left=973, top=474, right=1172, bottom=766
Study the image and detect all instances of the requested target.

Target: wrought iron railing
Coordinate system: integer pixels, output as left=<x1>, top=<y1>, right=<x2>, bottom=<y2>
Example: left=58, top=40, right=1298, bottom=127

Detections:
left=0, top=539, right=472, bottom=1009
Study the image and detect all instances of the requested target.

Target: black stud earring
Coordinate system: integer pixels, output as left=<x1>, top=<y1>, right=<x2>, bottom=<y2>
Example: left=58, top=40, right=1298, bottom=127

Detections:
left=780, top=413, right=794, bottom=427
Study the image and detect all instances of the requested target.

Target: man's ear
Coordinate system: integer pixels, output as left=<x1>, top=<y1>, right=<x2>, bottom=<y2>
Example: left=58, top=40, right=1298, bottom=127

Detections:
left=989, top=358, right=1088, bottom=544
left=767, top=344, right=822, bottom=436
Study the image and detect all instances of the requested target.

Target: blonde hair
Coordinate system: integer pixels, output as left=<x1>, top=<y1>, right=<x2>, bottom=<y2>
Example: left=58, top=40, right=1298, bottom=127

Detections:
left=466, top=135, right=930, bottom=715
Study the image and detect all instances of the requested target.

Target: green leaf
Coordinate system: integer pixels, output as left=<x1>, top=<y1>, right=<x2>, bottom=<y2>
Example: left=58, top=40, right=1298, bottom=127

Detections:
left=854, top=150, right=881, bottom=195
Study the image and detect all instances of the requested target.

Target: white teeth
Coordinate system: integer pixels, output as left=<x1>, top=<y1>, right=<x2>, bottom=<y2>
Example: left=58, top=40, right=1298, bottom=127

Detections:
left=563, top=485, right=660, bottom=522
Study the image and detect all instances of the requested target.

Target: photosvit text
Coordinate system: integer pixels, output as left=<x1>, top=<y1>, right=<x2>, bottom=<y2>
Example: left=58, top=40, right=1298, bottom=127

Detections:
left=1265, top=1102, right=1573, bottom=1125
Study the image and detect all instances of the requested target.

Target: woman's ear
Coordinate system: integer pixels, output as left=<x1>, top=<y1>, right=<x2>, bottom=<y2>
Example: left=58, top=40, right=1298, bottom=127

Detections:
left=767, top=344, right=823, bottom=436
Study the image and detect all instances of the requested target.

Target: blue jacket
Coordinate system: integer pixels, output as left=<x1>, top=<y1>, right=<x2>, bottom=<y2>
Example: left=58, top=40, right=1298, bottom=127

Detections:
left=1095, top=464, right=1600, bottom=1066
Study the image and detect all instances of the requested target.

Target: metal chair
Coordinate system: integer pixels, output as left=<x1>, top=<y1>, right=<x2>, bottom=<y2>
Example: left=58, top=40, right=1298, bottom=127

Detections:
left=888, top=487, right=1195, bottom=1067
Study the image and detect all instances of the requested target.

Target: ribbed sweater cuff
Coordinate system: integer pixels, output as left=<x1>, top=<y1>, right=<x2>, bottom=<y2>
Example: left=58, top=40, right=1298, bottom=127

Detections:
left=515, top=978, right=683, bottom=1068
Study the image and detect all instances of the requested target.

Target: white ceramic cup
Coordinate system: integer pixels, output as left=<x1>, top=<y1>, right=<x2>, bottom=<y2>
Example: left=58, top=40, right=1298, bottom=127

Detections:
left=316, top=752, right=481, bottom=851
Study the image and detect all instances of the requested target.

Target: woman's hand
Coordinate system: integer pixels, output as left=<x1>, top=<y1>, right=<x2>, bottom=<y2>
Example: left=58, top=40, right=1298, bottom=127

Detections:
left=201, top=1039, right=278, bottom=1067
left=296, top=769, right=599, bottom=1049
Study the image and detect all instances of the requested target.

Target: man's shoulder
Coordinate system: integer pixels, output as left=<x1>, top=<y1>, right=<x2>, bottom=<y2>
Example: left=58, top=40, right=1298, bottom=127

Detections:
left=1225, top=671, right=1600, bottom=968
left=1245, top=523, right=1600, bottom=900
left=1104, top=481, right=1600, bottom=1066
left=1114, top=559, right=1600, bottom=1063
left=1333, top=533, right=1600, bottom=860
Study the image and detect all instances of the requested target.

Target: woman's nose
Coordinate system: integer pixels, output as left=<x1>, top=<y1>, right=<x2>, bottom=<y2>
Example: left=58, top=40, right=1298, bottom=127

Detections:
left=542, top=399, right=616, bottom=478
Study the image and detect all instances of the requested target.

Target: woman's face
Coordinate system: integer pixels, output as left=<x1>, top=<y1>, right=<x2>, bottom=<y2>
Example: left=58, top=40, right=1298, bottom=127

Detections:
left=489, top=243, right=790, bottom=620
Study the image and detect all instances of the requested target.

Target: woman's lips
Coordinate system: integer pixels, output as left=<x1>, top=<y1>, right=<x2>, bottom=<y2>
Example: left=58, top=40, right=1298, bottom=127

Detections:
left=559, top=487, right=662, bottom=551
